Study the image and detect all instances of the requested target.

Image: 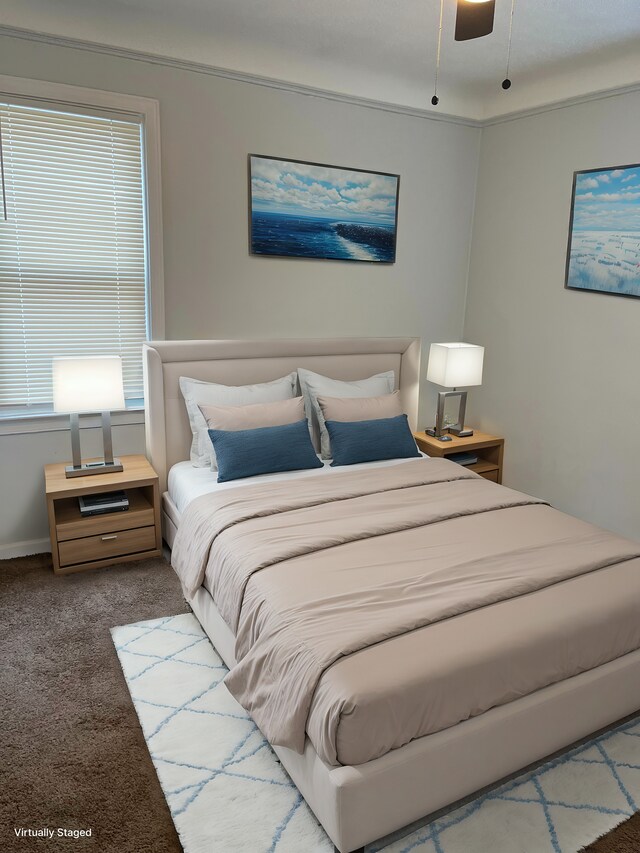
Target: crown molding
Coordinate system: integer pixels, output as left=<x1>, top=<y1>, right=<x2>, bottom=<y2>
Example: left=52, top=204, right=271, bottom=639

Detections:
left=0, top=24, right=482, bottom=128
left=1, top=24, right=639, bottom=131
left=482, top=80, right=640, bottom=127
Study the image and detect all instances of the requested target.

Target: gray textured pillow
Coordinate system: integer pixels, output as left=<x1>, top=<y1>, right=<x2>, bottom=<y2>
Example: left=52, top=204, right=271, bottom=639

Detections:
left=297, top=368, right=395, bottom=459
left=317, top=390, right=403, bottom=424
left=180, top=372, right=297, bottom=468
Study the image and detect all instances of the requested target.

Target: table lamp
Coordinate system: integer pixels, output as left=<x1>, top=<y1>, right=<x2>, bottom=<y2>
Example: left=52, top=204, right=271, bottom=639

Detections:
left=425, top=342, right=484, bottom=440
left=53, top=356, right=125, bottom=478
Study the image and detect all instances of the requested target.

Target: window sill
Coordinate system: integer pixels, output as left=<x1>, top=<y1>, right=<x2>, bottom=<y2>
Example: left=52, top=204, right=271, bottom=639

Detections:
left=0, top=406, right=145, bottom=436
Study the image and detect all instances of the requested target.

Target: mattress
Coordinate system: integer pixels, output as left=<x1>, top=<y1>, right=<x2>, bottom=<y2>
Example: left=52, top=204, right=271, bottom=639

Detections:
left=171, top=458, right=640, bottom=768
left=167, top=452, right=429, bottom=515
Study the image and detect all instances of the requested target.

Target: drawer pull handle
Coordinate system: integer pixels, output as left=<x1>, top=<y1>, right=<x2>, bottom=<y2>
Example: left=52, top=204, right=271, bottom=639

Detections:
left=101, top=534, right=118, bottom=541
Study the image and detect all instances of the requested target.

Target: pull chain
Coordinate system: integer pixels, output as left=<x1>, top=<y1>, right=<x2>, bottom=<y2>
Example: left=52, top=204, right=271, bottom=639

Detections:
left=502, top=0, right=517, bottom=90
left=432, top=0, right=445, bottom=106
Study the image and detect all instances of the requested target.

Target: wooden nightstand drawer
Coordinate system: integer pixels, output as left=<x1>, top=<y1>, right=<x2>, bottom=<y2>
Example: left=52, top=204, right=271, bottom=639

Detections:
left=478, top=469, right=499, bottom=483
left=58, top=525, right=157, bottom=569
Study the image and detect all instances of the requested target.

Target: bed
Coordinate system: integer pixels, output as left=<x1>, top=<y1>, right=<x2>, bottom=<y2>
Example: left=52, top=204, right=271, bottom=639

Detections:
left=143, top=337, right=640, bottom=853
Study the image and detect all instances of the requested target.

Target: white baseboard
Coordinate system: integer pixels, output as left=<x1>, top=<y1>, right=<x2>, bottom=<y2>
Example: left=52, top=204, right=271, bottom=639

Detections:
left=0, top=538, right=51, bottom=560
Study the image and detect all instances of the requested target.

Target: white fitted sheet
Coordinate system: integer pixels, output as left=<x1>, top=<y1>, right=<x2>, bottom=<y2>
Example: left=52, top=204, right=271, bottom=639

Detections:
left=168, top=453, right=429, bottom=515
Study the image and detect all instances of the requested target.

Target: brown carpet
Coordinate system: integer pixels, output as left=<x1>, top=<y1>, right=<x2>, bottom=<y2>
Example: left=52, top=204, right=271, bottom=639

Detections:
left=580, top=811, right=640, bottom=852
left=0, top=553, right=187, bottom=853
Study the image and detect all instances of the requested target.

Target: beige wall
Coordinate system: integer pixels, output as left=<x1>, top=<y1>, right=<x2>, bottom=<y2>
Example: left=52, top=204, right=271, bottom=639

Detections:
left=464, top=92, right=640, bottom=540
left=0, top=34, right=480, bottom=553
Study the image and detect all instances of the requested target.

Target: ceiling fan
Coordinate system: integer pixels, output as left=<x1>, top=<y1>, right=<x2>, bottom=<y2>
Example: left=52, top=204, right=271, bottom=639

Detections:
left=431, top=0, right=515, bottom=106
left=455, top=0, right=496, bottom=41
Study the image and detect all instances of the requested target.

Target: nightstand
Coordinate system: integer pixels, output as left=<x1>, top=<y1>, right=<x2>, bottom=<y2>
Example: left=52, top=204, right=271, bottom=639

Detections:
left=45, top=454, right=162, bottom=575
left=414, top=430, right=504, bottom=484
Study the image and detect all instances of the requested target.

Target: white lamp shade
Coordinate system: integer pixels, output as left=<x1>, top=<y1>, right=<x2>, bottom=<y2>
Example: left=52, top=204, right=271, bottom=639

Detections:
left=53, top=356, right=125, bottom=414
left=426, top=342, right=484, bottom=388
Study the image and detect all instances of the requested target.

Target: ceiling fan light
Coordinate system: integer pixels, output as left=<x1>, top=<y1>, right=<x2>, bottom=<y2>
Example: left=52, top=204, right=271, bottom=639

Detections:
left=455, top=0, right=495, bottom=40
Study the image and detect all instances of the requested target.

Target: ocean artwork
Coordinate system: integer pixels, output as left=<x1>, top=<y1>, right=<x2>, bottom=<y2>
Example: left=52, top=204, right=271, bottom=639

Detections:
left=565, top=163, right=640, bottom=299
left=249, top=155, right=399, bottom=263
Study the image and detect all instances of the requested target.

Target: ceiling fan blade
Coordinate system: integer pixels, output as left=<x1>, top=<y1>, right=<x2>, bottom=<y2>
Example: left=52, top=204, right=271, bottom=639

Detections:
left=455, top=0, right=496, bottom=41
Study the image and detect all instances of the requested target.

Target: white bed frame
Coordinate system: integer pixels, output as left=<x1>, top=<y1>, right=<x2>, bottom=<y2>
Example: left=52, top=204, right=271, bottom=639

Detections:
left=143, top=337, right=640, bottom=853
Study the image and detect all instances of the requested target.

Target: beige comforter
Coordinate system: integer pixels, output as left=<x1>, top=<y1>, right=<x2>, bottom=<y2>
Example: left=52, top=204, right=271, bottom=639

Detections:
left=172, top=458, right=640, bottom=758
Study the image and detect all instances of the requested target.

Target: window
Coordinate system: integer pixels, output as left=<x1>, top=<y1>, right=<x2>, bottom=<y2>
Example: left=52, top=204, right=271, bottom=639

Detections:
left=0, top=99, right=149, bottom=417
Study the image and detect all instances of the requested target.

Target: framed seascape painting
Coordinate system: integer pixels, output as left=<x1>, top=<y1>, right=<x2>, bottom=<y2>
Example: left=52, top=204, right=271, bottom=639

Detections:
left=248, top=155, right=399, bottom=263
left=565, top=162, right=640, bottom=299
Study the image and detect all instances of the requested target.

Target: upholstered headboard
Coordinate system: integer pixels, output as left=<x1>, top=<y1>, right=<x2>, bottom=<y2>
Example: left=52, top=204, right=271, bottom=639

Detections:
left=143, top=337, right=421, bottom=492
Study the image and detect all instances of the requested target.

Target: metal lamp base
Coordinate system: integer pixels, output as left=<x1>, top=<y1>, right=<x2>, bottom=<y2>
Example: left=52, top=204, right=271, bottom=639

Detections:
left=64, top=411, right=122, bottom=479
left=448, top=426, right=474, bottom=437
left=64, top=459, right=123, bottom=478
left=427, top=389, right=472, bottom=441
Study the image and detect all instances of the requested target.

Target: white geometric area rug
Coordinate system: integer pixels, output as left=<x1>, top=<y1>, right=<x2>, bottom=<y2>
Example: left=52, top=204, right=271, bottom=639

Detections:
left=112, top=614, right=640, bottom=853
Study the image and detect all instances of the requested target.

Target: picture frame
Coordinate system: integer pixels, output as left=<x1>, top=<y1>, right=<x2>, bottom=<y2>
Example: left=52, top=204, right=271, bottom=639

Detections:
left=248, top=154, right=400, bottom=263
left=565, top=162, right=640, bottom=299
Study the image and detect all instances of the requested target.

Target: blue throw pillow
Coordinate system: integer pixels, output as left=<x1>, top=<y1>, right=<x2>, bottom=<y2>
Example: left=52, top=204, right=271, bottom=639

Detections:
left=208, top=419, right=323, bottom=483
left=326, top=414, right=420, bottom=467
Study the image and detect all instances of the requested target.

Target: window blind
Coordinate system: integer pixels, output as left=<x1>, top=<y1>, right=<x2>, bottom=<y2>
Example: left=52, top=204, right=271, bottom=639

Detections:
left=0, top=102, right=148, bottom=413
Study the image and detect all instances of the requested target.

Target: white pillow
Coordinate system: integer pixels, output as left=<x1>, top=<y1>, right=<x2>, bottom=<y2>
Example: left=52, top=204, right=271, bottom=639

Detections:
left=179, top=373, right=297, bottom=468
left=297, top=368, right=395, bottom=459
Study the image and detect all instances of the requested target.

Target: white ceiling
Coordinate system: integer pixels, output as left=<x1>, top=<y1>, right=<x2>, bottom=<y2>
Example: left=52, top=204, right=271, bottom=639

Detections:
left=2, top=0, right=640, bottom=121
